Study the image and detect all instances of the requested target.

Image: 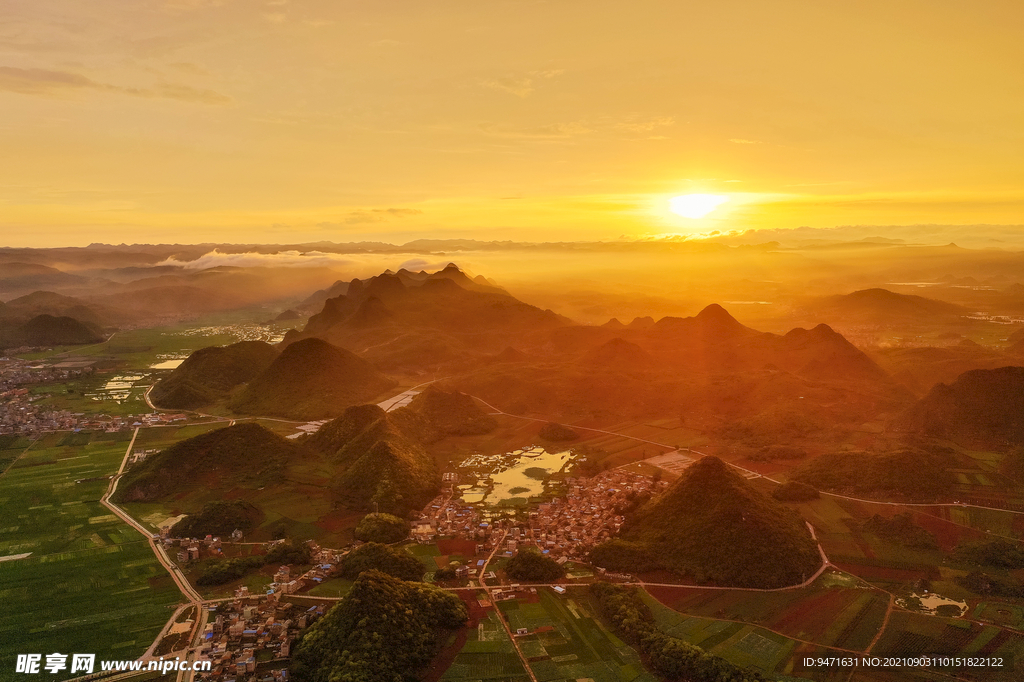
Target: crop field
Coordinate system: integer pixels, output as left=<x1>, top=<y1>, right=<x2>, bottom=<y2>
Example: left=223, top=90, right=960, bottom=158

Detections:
left=440, top=610, right=529, bottom=682
left=491, top=589, right=658, bottom=682
left=643, top=574, right=889, bottom=652
left=869, top=611, right=1024, bottom=680
left=0, top=430, right=182, bottom=662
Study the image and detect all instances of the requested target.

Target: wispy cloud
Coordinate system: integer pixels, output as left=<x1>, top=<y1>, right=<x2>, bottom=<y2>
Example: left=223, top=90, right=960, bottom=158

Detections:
left=729, top=138, right=760, bottom=144
left=480, top=69, right=563, bottom=98
left=316, top=208, right=424, bottom=227
left=0, top=66, right=230, bottom=104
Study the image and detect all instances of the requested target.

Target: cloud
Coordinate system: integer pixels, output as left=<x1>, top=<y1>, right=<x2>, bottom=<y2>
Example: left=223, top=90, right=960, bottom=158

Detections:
left=0, top=66, right=230, bottom=104
left=155, top=249, right=361, bottom=270
left=480, top=114, right=672, bottom=140
left=320, top=208, right=424, bottom=225
left=480, top=69, right=563, bottom=98
left=729, top=138, right=760, bottom=144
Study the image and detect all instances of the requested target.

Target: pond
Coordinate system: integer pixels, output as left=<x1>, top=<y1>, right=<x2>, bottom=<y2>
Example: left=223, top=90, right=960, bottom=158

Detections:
left=456, top=445, right=576, bottom=506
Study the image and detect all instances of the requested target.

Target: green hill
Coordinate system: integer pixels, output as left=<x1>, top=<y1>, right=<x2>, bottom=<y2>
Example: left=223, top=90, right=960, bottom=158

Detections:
left=308, top=404, right=440, bottom=514
left=791, top=448, right=958, bottom=501
left=150, top=340, right=279, bottom=409
left=230, top=337, right=397, bottom=420
left=290, top=570, right=467, bottom=682
left=592, top=456, right=820, bottom=588
left=114, top=423, right=301, bottom=503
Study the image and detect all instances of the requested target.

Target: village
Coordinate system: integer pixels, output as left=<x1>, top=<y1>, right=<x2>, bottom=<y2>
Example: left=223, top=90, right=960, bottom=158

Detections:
left=413, top=467, right=667, bottom=572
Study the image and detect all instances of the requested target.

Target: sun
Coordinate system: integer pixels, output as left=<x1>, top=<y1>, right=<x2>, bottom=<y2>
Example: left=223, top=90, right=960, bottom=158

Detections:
left=669, top=194, right=729, bottom=219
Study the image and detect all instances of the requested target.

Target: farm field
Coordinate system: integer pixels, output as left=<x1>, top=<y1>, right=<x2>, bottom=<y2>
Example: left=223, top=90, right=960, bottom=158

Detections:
left=0, top=430, right=182, bottom=661
left=440, top=609, right=530, bottom=682
left=642, top=573, right=888, bottom=654
left=500, top=588, right=658, bottom=682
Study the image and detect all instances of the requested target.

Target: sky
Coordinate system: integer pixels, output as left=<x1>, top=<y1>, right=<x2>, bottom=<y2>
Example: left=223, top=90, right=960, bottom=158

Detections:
left=1, top=0, right=1023, bottom=247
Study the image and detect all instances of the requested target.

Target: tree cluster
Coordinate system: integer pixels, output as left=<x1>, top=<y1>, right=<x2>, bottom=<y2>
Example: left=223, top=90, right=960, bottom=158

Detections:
left=290, top=570, right=467, bottom=682
left=354, top=513, right=411, bottom=544
left=952, top=539, right=1024, bottom=569
left=504, top=548, right=565, bottom=582
left=339, top=542, right=424, bottom=582
left=862, top=513, right=937, bottom=550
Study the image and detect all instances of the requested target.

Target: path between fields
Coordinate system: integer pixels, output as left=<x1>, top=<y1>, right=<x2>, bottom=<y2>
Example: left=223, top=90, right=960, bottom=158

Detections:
left=477, top=530, right=540, bottom=682
left=98, top=427, right=205, bottom=662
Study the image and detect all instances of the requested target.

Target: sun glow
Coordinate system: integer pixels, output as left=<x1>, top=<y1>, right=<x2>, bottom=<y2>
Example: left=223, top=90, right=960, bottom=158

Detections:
left=669, top=194, right=729, bottom=219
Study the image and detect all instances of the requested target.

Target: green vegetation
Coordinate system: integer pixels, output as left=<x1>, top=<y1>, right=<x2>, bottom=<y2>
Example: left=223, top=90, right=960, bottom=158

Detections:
left=115, top=422, right=300, bottom=502
left=900, top=366, right=1024, bottom=446
left=792, top=446, right=958, bottom=500
left=339, top=542, right=425, bottom=582
left=590, top=583, right=765, bottom=682
left=748, top=445, right=806, bottom=462
left=354, top=513, right=410, bottom=544
left=593, top=456, right=820, bottom=588
left=433, top=566, right=458, bottom=581
left=309, top=404, right=440, bottom=515
left=771, top=480, right=819, bottom=501
left=266, top=539, right=313, bottom=565
left=538, top=421, right=580, bottom=441
left=195, top=539, right=309, bottom=586
left=587, top=539, right=660, bottom=573
left=171, top=500, right=262, bottom=538
left=863, top=513, right=937, bottom=549
left=952, top=539, right=1024, bottom=569
left=390, top=385, right=498, bottom=441
left=231, top=337, right=396, bottom=420
left=197, top=556, right=266, bottom=586
left=0, top=431, right=181, bottom=661
left=150, top=340, right=278, bottom=409
left=290, top=570, right=467, bottom=682
left=504, top=547, right=565, bottom=582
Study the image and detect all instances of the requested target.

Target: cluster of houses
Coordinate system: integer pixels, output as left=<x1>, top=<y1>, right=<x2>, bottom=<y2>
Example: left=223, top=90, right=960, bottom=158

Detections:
left=196, top=588, right=326, bottom=681
left=414, top=469, right=665, bottom=566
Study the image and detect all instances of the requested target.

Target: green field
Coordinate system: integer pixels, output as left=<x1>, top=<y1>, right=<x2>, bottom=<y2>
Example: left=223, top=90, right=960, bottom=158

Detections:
left=0, top=430, right=182, bottom=663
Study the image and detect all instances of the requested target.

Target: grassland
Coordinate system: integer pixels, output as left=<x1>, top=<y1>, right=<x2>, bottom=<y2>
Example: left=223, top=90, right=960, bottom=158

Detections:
left=0, top=431, right=182, bottom=661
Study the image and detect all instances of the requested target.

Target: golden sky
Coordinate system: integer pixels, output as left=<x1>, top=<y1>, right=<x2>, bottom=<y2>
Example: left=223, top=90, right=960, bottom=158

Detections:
left=2, top=0, right=1023, bottom=246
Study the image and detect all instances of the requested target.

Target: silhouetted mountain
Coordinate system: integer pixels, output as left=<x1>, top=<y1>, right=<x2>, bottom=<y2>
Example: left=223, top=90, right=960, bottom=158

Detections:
left=452, top=304, right=899, bottom=424
left=3, top=291, right=117, bottom=325
left=274, top=309, right=300, bottom=321
left=0, top=263, right=91, bottom=295
left=591, top=456, right=820, bottom=588
left=898, top=366, right=1024, bottom=446
left=601, top=317, right=626, bottom=330
left=231, top=338, right=397, bottom=420
left=115, top=423, right=300, bottom=502
left=0, top=314, right=105, bottom=349
left=580, top=337, right=652, bottom=369
left=150, top=341, right=279, bottom=410
left=806, top=288, right=966, bottom=324
left=293, top=264, right=569, bottom=372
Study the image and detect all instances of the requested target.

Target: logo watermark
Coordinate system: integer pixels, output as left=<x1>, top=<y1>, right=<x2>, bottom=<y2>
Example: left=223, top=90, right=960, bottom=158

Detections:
left=15, top=653, right=212, bottom=676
